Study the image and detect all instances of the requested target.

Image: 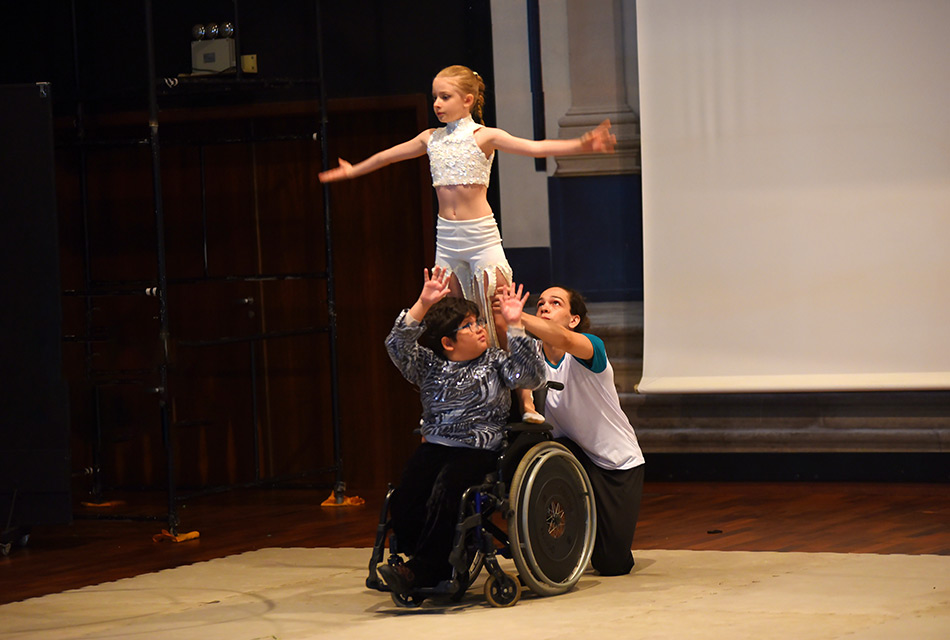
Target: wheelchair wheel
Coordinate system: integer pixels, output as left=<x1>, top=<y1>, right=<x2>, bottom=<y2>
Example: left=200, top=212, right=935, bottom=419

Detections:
left=390, top=591, right=426, bottom=608
left=484, top=571, right=522, bottom=607
left=507, top=441, right=596, bottom=597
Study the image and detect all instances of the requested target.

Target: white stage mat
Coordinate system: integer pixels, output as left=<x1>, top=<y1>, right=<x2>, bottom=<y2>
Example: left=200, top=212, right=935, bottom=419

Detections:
left=2, top=547, right=947, bottom=639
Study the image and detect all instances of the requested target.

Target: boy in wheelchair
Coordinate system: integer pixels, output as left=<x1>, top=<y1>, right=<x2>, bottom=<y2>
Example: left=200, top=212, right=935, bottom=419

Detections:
left=380, top=267, right=544, bottom=599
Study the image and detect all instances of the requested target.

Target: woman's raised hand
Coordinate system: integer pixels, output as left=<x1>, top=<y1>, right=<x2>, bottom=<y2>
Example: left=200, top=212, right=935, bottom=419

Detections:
left=497, top=282, right=530, bottom=327
left=580, top=119, right=616, bottom=154
left=318, top=158, right=354, bottom=183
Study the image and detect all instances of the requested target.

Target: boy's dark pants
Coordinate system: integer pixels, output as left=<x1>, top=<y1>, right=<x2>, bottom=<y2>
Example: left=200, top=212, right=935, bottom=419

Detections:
left=390, top=442, right=498, bottom=586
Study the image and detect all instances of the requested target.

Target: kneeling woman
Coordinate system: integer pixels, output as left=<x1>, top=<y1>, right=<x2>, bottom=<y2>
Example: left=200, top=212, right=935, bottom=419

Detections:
left=513, top=284, right=645, bottom=576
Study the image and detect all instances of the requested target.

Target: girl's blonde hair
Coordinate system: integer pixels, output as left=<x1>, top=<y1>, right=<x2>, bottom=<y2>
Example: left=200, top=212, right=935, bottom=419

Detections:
left=435, top=65, right=486, bottom=124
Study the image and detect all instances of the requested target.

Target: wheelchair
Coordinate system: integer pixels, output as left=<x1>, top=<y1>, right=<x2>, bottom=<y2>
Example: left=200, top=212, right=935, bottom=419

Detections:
left=366, top=405, right=597, bottom=608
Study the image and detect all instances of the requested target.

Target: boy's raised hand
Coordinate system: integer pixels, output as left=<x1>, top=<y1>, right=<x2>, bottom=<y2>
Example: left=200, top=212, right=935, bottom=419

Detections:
left=420, top=266, right=451, bottom=305
left=408, top=266, right=450, bottom=323
left=497, top=281, right=530, bottom=328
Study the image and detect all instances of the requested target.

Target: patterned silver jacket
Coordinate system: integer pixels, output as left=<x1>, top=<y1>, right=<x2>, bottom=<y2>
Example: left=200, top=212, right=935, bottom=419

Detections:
left=385, top=309, right=545, bottom=451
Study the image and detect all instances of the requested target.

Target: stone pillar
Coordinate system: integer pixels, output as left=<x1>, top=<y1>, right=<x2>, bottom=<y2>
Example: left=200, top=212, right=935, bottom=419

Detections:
left=556, top=0, right=640, bottom=176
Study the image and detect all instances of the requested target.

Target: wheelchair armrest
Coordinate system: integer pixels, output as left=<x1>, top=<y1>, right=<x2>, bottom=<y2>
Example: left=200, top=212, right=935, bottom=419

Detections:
left=505, top=421, right=553, bottom=434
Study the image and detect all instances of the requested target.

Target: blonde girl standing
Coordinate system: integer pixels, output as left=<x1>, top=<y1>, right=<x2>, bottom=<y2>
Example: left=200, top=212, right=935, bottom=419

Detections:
left=319, top=64, right=615, bottom=420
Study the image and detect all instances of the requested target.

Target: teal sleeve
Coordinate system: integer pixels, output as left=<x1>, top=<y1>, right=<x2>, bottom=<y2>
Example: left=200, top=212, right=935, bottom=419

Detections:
left=570, top=333, right=608, bottom=374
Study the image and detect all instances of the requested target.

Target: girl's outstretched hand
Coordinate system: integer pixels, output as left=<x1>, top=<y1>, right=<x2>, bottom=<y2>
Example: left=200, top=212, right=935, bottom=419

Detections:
left=418, top=266, right=451, bottom=308
left=497, top=282, right=530, bottom=328
left=318, top=158, right=353, bottom=183
left=580, top=119, right=616, bottom=154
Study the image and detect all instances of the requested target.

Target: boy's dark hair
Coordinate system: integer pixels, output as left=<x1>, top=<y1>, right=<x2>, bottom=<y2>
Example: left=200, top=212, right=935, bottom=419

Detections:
left=419, top=297, right=480, bottom=357
left=555, top=286, right=591, bottom=333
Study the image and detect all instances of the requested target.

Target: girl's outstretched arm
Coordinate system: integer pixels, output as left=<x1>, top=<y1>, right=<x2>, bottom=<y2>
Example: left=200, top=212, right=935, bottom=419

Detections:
left=318, top=129, right=432, bottom=182
left=477, top=119, right=615, bottom=158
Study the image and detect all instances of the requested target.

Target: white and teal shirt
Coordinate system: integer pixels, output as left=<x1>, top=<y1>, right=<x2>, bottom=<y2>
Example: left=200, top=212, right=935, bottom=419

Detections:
left=542, top=334, right=645, bottom=471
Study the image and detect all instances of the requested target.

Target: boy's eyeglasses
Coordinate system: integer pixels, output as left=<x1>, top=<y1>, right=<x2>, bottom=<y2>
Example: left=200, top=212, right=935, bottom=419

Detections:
left=454, top=317, right=488, bottom=335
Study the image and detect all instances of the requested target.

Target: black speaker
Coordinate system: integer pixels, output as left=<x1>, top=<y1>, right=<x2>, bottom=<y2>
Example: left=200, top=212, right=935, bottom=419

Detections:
left=0, top=83, right=71, bottom=539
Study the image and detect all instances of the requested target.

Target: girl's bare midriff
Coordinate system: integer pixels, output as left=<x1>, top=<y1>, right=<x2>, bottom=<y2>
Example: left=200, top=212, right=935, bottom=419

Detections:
left=435, top=184, right=493, bottom=220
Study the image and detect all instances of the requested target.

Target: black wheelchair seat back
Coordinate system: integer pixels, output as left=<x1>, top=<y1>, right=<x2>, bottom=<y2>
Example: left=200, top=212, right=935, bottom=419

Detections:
left=496, top=423, right=552, bottom=487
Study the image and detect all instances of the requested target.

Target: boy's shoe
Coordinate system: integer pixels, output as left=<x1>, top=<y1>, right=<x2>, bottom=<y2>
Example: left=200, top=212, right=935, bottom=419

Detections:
left=378, top=562, right=416, bottom=597
left=522, top=411, right=545, bottom=424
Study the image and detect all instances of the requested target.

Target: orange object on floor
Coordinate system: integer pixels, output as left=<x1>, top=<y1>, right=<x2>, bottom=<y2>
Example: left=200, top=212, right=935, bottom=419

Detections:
left=80, top=500, right=126, bottom=508
left=152, top=529, right=200, bottom=543
left=320, top=492, right=365, bottom=507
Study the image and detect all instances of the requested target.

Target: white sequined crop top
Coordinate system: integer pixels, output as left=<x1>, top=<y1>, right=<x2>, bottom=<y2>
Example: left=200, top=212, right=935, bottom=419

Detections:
left=427, top=116, right=494, bottom=187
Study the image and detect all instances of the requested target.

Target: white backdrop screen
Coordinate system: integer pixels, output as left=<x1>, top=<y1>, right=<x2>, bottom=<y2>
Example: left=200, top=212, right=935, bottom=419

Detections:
left=636, top=0, right=950, bottom=393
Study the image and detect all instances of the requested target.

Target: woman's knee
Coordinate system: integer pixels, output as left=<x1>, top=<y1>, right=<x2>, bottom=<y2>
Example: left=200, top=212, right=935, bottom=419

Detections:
left=592, top=548, right=635, bottom=576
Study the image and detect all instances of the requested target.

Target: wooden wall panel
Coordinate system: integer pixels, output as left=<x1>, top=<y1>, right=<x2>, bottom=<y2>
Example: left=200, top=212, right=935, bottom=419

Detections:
left=325, top=99, right=436, bottom=496
left=84, top=146, right=157, bottom=283
left=56, top=96, right=433, bottom=501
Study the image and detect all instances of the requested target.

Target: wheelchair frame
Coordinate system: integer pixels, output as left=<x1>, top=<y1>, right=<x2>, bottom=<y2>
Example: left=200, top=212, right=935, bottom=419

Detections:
left=366, top=423, right=597, bottom=607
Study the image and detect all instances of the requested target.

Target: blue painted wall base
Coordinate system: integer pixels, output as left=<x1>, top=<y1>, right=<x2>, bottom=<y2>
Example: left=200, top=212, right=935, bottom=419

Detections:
left=547, top=174, right=643, bottom=302
left=505, top=246, right=552, bottom=300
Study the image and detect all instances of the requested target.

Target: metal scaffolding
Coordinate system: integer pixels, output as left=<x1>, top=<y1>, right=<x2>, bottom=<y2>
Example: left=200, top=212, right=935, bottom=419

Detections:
left=66, top=0, right=342, bottom=535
